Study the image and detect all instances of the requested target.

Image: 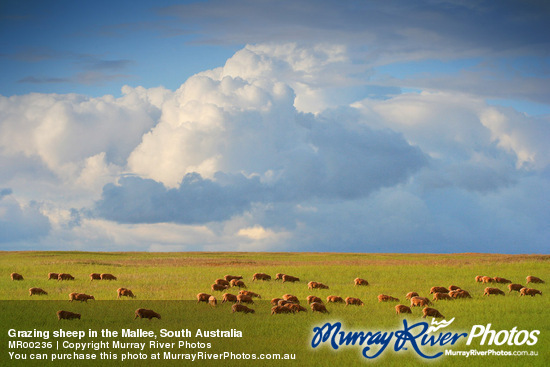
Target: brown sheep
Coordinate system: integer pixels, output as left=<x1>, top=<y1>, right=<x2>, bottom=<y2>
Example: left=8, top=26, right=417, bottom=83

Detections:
left=48, top=272, right=59, bottom=280
left=354, top=278, right=369, bottom=286
left=429, top=286, right=449, bottom=294
left=405, top=292, right=419, bottom=300
left=526, top=276, right=545, bottom=284
left=307, top=295, right=323, bottom=304
left=278, top=299, right=294, bottom=307
left=58, top=273, right=75, bottom=281
left=481, top=276, right=494, bottom=283
left=134, top=308, right=161, bottom=320
left=89, top=273, right=101, bottom=281
left=310, top=302, right=329, bottom=313
left=433, top=292, right=452, bottom=301
left=410, top=296, right=432, bottom=307
left=282, top=275, right=300, bottom=283
left=484, top=287, right=505, bottom=296
left=214, top=279, right=230, bottom=287
left=211, top=283, right=229, bottom=292
left=308, top=281, right=329, bottom=290
left=117, top=288, right=135, bottom=299
left=449, top=290, right=472, bottom=299
left=57, top=310, right=81, bottom=320
left=224, top=275, right=243, bottom=282
left=237, top=294, right=254, bottom=304
left=271, top=305, right=294, bottom=315
left=326, top=295, right=345, bottom=303
left=282, top=294, right=299, bottom=303
left=275, top=273, right=285, bottom=281
left=252, top=273, right=271, bottom=281
left=395, top=304, right=412, bottom=314
left=286, top=304, right=307, bottom=313
left=345, top=297, right=364, bottom=306
left=520, top=288, right=542, bottom=297
left=222, top=293, right=238, bottom=303
left=100, top=273, right=117, bottom=281
left=270, top=297, right=283, bottom=306
left=230, top=279, right=246, bottom=288
left=232, top=304, right=255, bottom=314
left=10, top=272, right=23, bottom=281
left=196, top=293, right=212, bottom=303
left=422, top=307, right=445, bottom=319
left=208, top=296, right=217, bottom=307
left=475, top=275, right=483, bottom=282
left=378, top=294, right=399, bottom=302
left=508, top=283, right=524, bottom=293
left=493, top=277, right=512, bottom=284
left=239, top=290, right=261, bottom=299
left=69, top=293, right=95, bottom=302
left=29, top=287, right=48, bottom=296
left=448, top=285, right=461, bottom=291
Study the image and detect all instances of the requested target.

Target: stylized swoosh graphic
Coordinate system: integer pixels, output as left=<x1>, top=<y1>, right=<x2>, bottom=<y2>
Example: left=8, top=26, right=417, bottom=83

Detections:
left=427, top=317, right=455, bottom=333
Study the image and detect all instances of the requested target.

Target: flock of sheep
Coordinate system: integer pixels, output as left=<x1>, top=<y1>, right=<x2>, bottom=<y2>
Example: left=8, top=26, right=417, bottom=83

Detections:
left=9, top=271, right=545, bottom=321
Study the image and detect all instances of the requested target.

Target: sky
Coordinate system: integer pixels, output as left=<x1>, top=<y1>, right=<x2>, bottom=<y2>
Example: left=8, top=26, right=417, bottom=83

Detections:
left=0, top=0, right=549, bottom=253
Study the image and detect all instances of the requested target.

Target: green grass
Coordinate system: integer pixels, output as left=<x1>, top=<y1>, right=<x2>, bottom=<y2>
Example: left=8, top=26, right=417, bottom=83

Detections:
left=0, top=251, right=548, bottom=366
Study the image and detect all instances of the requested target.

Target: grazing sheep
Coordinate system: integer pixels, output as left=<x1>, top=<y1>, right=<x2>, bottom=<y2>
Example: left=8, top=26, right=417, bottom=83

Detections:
left=69, top=293, right=95, bottom=302
left=282, top=275, right=300, bottom=283
left=433, top=292, right=452, bottom=301
left=405, top=292, right=419, bottom=300
left=448, top=285, right=461, bottom=291
left=526, top=276, right=545, bottom=284
left=354, top=278, right=369, bottom=286
left=48, top=272, right=59, bottom=280
left=287, top=304, right=307, bottom=313
left=57, top=310, right=81, bottom=320
left=520, top=288, right=542, bottom=297
left=222, top=293, right=238, bottom=303
left=378, top=294, right=399, bottom=302
left=481, top=276, right=494, bottom=283
left=252, top=273, right=271, bottom=281
left=475, top=275, right=483, bottom=282
left=275, top=273, right=285, bottom=281
left=484, top=287, right=505, bottom=296
left=508, top=283, right=524, bottom=293
left=345, top=297, right=364, bottom=306
left=89, top=273, right=101, bottom=281
left=58, top=273, right=74, bottom=281
left=230, top=279, right=246, bottom=288
left=208, top=296, right=217, bottom=307
left=10, top=273, right=23, bottom=281
left=134, top=308, right=161, bottom=320
left=211, top=284, right=229, bottom=292
left=410, top=296, right=432, bottom=307
left=232, top=304, right=255, bottom=314
left=310, top=302, right=329, bottom=313
left=307, top=295, right=323, bottom=304
left=224, top=275, right=243, bottom=282
left=100, top=273, right=117, bottom=281
left=278, top=299, right=294, bottom=307
left=239, top=290, right=261, bottom=299
left=326, top=295, right=345, bottom=303
left=429, top=287, right=449, bottom=294
left=237, top=294, right=254, bottom=304
left=282, top=294, right=299, bottom=303
left=271, top=305, right=294, bottom=315
left=29, top=287, right=48, bottom=296
left=395, top=304, right=412, bottom=314
left=214, top=279, right=230, bottom=287
left=197, top=293, right=212, bottom=304
left=117, top=288, right=135, bottom=299
left=308, top=281, right=329, bottom=290
left=271, top=298, right=283, bottom=306
left=449, top=290, right=472, bottom=299
left=493, top=277, right=512, bottom=284
left=422, top=307, right=445, bottom=319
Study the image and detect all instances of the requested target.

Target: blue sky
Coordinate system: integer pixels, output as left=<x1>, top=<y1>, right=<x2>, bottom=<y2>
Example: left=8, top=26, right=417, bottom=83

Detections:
left=0, top=0, right=549, bottom=252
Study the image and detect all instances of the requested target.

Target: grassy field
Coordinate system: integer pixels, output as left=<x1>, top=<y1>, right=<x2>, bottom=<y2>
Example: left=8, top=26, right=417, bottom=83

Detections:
left=0, top=251, right=548, bottom=366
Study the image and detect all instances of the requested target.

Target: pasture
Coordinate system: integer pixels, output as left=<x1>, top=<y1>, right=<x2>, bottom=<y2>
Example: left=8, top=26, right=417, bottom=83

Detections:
left=0, top=251, right=548, bottom=366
